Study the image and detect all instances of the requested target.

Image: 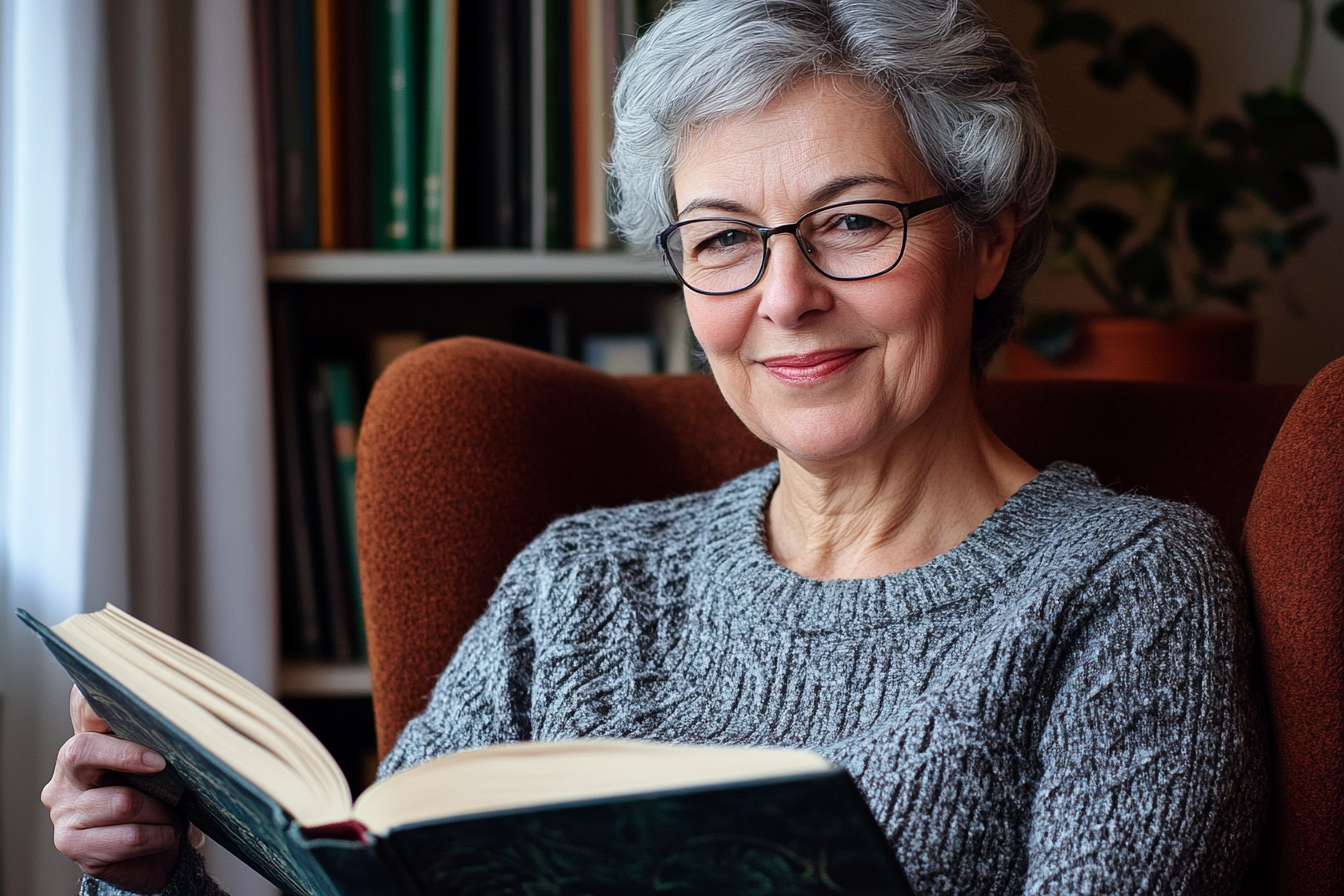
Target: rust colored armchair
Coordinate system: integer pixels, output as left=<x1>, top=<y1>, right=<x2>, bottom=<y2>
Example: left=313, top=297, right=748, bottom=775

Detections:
left=356, top=336, right=1343, bottom=895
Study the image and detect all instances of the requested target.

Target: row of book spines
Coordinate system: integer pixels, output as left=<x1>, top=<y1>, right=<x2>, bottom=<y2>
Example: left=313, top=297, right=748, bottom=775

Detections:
left=260, top=0, right=657, bottom=253
left=259, top=0, right=445, bottom=252
left=290, top=361, right=366, bottom=663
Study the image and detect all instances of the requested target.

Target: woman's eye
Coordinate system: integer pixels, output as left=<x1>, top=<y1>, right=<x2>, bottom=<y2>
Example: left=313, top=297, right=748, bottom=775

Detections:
left=838, top=214, right=877, bottom=231
left=697, top=228, right=753, bottom=252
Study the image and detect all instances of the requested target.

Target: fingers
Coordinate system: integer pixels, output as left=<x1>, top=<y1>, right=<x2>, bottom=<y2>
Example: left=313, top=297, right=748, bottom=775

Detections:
left=69, top=685, right=112, bottom=734
left=48, top=731, right=166, bottom=794
left=56, top=784, right=181, bottom=841
left=53, top=802, right=181, bottom=886
left=47, top=696, right=183, bottom=893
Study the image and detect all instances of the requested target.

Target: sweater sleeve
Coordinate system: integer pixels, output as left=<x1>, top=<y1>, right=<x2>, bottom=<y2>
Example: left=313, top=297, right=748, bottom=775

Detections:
left=81, top=832, right=225, bottom=896
left=1024, top=509, right=1268, bottom=895
left=377, top=532, right=550, bottom=777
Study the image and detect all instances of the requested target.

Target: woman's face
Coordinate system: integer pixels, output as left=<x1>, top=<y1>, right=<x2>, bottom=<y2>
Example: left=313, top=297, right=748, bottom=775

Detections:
left=672, top=78, right=1013, bottom=466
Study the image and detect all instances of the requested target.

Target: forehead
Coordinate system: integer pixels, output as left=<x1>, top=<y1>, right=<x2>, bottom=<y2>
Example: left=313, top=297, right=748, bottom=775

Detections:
left=672, top=76, right=933, bottom=214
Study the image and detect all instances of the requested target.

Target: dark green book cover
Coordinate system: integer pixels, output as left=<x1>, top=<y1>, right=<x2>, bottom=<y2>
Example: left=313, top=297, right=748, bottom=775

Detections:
left=320, top=362, right=365, bottom=659
left=371, top=0, right=422, bottom=249
left=275, top=0, right=319, bottom=248
left=21, top=609, right=912, bottom=896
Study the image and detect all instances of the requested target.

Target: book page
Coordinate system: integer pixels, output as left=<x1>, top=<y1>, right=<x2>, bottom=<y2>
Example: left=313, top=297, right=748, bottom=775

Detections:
left=55, top=608, right=352, bottom=827
left=352, top=739, right=832, bottom=835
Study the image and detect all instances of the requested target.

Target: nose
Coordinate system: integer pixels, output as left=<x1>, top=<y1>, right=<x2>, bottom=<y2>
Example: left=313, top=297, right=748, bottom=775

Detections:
left=754, top=232, right=833, bottom=328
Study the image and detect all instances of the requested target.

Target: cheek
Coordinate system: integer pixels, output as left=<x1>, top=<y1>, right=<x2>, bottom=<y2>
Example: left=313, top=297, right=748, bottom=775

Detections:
left=684, top=293, right=751, bottom=360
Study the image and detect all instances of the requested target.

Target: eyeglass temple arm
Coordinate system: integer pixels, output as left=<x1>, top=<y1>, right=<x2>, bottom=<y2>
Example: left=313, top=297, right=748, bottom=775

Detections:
left=906, top=195, right=954, bottom=218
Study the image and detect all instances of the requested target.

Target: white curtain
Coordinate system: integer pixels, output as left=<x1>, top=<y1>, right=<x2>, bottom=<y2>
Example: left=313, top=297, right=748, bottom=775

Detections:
left=0, top=1, right=277, bottom=894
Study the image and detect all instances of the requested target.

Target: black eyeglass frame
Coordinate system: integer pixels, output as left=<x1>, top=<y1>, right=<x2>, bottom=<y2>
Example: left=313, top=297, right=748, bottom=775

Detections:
left=656, top=195, right=953, bottom=296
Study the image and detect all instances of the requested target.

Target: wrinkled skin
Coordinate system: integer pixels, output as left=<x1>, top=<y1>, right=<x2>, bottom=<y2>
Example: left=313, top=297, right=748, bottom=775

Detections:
left=43, top=685, right=202, bottom=894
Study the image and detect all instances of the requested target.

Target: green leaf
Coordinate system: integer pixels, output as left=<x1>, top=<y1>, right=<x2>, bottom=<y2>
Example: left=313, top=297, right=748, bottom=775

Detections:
left=1247, top=163, right=1314, bottom=214
left=1117, top=243, right=1172, bottom=302
left=1174, top=155, right=1239, bottom=208
left=1186, top=207, right=1233, bottom=269
left=1034, top=10, right=1115, bottom=50
left=1242, top=88, right=1340, bottom=168
left=1285, top=213, right=1329, bottom=250
left=1204, top=116, right=1248, bottom=150
left=1088, top=56, right=1132, bottom=89
left=1253, top=227, right=1293, bottom=268
left=1120, top=25, right=1199, bottom=111
left=1328, top=1, right=1344, bottom=40
left=1019, top=312, right=1079, bottom=360
left=1074, top=204, right=1135, bottom=251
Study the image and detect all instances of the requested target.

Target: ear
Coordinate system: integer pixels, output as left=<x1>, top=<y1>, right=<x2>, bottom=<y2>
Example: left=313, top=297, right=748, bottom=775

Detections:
left=973, top=204, right=1020, bottom=300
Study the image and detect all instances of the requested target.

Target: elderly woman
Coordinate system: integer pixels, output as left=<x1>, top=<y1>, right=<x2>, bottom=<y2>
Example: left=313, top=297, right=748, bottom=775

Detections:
left=47, top=1, right=1266, bottom=894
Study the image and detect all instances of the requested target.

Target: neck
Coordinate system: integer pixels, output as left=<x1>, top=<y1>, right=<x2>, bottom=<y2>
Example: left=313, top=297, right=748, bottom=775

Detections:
left=766, top=382, right=1035, bottom=580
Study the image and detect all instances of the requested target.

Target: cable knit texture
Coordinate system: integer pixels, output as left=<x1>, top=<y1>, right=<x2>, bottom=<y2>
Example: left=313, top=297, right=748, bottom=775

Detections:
left=88, top=462, right=1267, bottom=896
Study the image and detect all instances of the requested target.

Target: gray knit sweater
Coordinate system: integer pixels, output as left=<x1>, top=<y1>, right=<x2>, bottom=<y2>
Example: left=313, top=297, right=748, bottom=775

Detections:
left=90, top=461, right=1267, bottom=896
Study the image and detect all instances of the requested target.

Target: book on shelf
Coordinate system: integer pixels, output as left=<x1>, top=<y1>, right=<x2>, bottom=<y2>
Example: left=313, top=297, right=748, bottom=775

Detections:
left=337, top=0, right=373, bottom=248
left=256, top=0, right=669, bottom=253
left=270, top=300, right=325, bottom=659
left=454, top=0, right=521, bottom=247
left=320, top=362, right=366, bottom=659
left=313, top=0, right=343, bottom=249
left=307, top=381, right=357, bottom=662
left=253, top=0, right=281, bottom=250
left=420, top=0, right=457, bottom=249
left=273, top=0, right=320, bottom=249
left=22, top=605, right=913, bottom=896
left=371, top=0, right=423, bottom=249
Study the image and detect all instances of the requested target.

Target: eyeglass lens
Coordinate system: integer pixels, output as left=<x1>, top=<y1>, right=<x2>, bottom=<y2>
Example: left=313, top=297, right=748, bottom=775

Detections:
left=662, top=201, right=910, bottom=294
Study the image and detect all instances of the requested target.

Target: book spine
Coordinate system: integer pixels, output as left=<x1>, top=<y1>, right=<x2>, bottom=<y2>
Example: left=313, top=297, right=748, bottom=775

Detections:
left=252, top=0, right=281, bottom=250
left=321, top=363, right=367, bottom=659
left=275, top=0, right=319, bottom=248
left=544, top=0, right=574, bottom=249
left=269, top=299, right=324, bottom=660
left=571, top=0, right=591, bottom=250
left=314, top=0, right=343, bottom=249
left=420, top=0, right=456, bottom=249
left=308, top=381, right=355, bottom=662
left=529, top=0, right=546, bottom=250
left=512, top=0, right=532, bottom=247
left=372, top=0, right=422, bottom=250
left=338, top=0, right=373, bottom=248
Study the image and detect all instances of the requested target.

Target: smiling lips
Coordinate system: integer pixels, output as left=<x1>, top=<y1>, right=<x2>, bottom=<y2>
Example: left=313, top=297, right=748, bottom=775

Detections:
left=760, top=348, right=864, bottom=383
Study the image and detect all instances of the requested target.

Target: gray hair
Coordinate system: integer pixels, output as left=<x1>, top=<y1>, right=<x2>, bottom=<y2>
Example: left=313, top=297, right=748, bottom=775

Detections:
left=609, top=0, right=1055, bottom=373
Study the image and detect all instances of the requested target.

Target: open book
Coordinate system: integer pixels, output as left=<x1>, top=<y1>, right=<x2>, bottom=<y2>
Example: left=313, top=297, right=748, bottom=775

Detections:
left=22, top=605, right=911, bottom=896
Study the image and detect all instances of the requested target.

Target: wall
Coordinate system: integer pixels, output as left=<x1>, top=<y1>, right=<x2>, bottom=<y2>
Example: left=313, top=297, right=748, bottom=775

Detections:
left=980, top=0, right=1344, bottom=383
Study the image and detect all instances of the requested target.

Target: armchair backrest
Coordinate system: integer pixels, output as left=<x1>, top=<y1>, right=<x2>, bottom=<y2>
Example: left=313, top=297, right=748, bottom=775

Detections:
left=357, top=335, right=1338, bottom=894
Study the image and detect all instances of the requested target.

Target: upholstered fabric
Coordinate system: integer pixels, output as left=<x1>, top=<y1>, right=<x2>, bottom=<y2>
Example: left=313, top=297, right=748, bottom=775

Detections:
left=356, top=335, right=1336, bottom=895
left=1243, top=357, right=1344, bottom=895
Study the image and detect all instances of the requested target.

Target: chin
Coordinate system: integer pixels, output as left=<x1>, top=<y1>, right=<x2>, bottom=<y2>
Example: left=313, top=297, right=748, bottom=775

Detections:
left=753, top=408, right=887, bottom=466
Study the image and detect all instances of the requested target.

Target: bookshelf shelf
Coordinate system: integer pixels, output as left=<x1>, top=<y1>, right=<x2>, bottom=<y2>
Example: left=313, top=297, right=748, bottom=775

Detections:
left=279, top=660, right=372, bottom=698
left=266, top=250, right=675, bottom=284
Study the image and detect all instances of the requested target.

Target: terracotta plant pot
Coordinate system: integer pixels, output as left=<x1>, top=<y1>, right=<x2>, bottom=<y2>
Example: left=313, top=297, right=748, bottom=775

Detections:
left=1002, top=314, right=1258, bottom=383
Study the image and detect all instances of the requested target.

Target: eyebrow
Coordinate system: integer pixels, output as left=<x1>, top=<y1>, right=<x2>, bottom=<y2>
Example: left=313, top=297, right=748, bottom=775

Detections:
left=676, top=174, right=910, bottom=220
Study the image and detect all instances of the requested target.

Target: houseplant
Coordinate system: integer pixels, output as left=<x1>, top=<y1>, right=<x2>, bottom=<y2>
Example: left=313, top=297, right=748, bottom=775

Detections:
left=1008, top=0, right=1344, bottom=380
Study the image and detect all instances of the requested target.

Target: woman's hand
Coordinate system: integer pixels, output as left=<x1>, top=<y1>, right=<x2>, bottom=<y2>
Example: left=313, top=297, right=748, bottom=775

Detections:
left=42, top=685, right=192, bottom=893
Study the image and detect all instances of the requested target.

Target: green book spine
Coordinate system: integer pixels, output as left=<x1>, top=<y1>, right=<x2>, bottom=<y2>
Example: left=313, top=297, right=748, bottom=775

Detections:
left=420, top=0, right=454, bottom=248
left=543, top=0, right=573, bottom=248
left=372, top=0, right=421, bottom=249
left=321, top=363, right=365, bottom=659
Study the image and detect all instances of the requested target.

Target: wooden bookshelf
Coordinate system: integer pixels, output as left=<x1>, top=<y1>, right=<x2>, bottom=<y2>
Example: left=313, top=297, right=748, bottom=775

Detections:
left=279, top=659, right=372, bottom=697
left=266, top=250, right=673, bottom=284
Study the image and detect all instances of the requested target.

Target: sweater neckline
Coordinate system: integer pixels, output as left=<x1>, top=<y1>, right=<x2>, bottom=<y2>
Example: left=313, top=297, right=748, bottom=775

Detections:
left=694, top=461, right=1105, bottom=627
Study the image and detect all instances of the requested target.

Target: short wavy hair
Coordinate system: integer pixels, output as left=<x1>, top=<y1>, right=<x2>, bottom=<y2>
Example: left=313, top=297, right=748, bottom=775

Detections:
left=608, top=0, right=1055, bottom=374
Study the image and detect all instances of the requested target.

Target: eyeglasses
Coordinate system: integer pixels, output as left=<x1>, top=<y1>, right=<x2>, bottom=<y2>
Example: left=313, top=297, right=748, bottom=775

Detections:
left=657, top=196, right=952, bottom=296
